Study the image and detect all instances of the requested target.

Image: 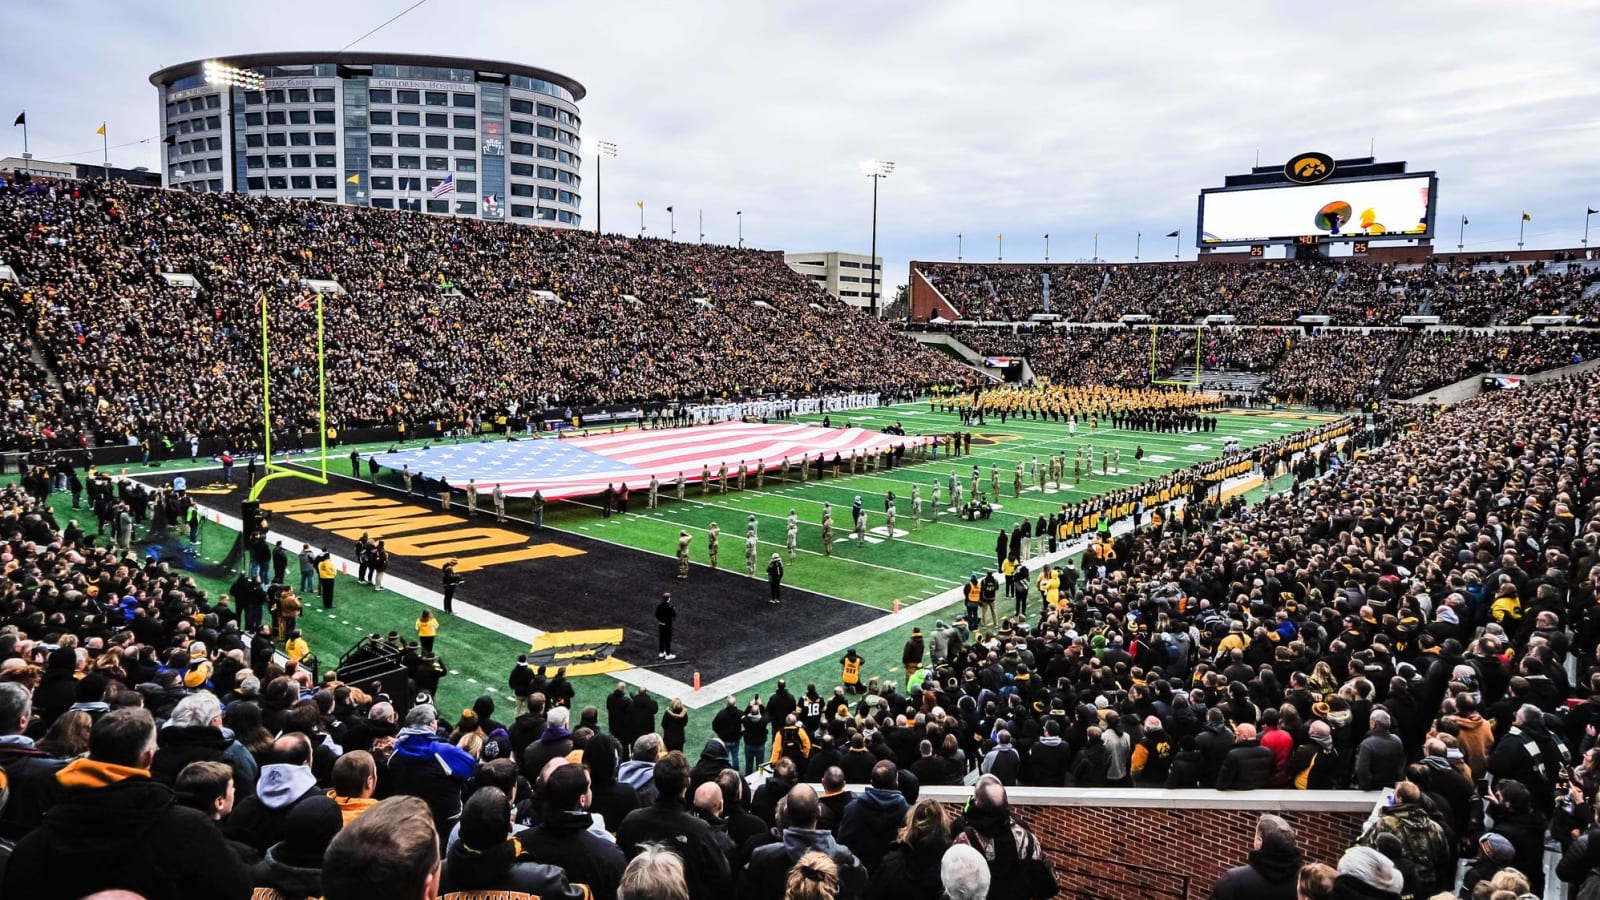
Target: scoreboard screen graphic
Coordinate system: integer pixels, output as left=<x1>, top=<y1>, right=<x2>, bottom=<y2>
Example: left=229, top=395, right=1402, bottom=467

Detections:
left=1198, top=174, right=1436, bottom=246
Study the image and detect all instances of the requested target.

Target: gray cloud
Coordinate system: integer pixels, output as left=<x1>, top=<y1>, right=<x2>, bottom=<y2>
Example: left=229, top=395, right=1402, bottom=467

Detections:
left=2, top=0, right=1596, bottom=294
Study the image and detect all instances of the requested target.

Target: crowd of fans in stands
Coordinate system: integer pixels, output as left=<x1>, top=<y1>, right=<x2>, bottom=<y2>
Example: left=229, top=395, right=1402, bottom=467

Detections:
left=9, top=364, right=1600, bottom=897
left=1389, top=330, right=1600, bottom=399
left=919, top=258, right=1600, bottom=326
left=0, top=177, right=968, bottom=452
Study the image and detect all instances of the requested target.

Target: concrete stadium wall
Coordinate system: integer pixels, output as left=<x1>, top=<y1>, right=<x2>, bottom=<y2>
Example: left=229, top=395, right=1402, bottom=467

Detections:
left=1400, top=356, right=1600, bottom=406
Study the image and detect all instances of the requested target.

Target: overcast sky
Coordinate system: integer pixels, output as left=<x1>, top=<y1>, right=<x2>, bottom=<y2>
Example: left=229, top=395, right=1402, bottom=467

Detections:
left=4, top=0, right=1598, bottom=292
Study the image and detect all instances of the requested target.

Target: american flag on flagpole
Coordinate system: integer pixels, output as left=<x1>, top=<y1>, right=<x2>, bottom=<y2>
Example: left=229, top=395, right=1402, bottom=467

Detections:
left=373, top=421, right=928, bottom=500
left=430, top=174, right=456, bottom=199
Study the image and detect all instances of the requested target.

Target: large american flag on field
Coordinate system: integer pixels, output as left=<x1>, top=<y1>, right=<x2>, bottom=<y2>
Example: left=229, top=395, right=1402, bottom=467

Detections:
left=371, top=421, right=928, bottom=500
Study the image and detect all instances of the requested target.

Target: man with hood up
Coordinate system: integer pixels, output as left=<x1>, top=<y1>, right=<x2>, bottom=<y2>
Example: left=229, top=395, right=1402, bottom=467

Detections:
left=439, top=787, right=587, bottom=899
left=250, top=794, right=344, bottom=900
left=4, top=707, right=251, bottom=900
left=517, top=763, right=628, bottom=900
left=385, top=703, right=475, bottom=841
left=1209, top=814, right=1303, bottom=900
left=690, top=738, right=733, bottom=795
left=226, top=732, right=323, bottom=853
left=740, top=783, right=867, bottom=900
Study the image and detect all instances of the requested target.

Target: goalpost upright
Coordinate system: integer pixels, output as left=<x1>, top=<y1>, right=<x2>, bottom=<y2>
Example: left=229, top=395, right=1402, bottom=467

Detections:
left=1150, top=324, right=1203, bottom=387
left=248, top=290, right=330, bottom=503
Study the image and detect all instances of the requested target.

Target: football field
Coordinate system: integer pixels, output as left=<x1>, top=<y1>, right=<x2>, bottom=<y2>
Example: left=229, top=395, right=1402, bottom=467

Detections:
left=85, top=401, right=1338, bottom=751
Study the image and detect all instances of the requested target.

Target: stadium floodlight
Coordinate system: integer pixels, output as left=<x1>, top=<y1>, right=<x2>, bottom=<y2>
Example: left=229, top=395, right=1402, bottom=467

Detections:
left=861, top=161, right=894, bottom=318
left=203, top=60, right=265, bottom=90
left=594, top=141, right=618, bottom=234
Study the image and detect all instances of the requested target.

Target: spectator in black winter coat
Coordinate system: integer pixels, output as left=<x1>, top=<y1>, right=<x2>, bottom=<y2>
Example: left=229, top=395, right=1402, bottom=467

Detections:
left=519, top=763, right=628, bottom=900
left=605, top=682, right=632, bottom=744
left=1028, top=719, right=1072, bottom=786
left=1165, top=736, right=1204, bottom=789
left=1354, top=709, right=1406, bottom=791
left=1208, top=814, right=1302, bottom=900
left=1488, top=703, right=1567, bottom=816
left=867, top=798, right=951, bottom=900
left=1215, top=724, right=1276, bottom=791
left=752, top=757, right=799, bottom=829
left=1195, top=709, right=1235, bottom=787
left=739, top=783, right=868, bottom=900
left=1069, top=726, right=1111, bottom=787
left=768, top=680, right=798, bottom=729
left=838, top=760, right=912, bottom=871
left=3, top=707, right=251, bottom=900
left=1486, top=779, right=1549, bottom=898
left=581, top=734, right=640, bottom=837
left=689, top=738, right=732, bottom=796
left=627, top=688, right=659, bottom=750
left=712, top=694, right=744, bottom=750
left=438, top=788, right=586, bottom=900
left=615, top=752, right=731, bottom=899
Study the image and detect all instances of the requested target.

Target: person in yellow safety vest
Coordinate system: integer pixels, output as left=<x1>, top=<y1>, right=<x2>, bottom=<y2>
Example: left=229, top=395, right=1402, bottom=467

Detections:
left=770, top=715, right=811, bottom=766
left=285, top=629, right=310, bottom=663
left=1037, top=565, right=1061, bottom=610
left=840, top=649, right=865, bottom=694
left=1001, top=556, right=1017, bottom=600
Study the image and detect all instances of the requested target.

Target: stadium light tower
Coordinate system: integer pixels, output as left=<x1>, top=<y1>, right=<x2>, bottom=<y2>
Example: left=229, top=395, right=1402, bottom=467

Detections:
left=594, top=141, right=617, bottom=234
left=861, top=160, right=894, bottom=318
left=204, top=62, right=264, bottom=194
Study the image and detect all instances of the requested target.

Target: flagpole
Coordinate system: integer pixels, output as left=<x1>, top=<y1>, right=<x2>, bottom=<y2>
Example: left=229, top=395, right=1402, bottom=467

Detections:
left=1044, top=234, right=1050, bottom=262
left=17, top=111, right=26, bottom=157
left=1585, top=209, right=1593, bottom=250
left=1174, top=231, right=1180, bottom=260
left=1458, top=215, right=1465, bottom=252
left=957, top=234, right=962, bottom=262
left=997, top=234, right=1002, bottom=262
left=1135, top=231, right=1141, bottom=262
left=101, top=123, right=108, bottom=181
left=699, top=209, right=703, bottom=244
left=1519, top=216, right=1525, bottom=251
left=668, top=207, right=675, bottom=241
left=1093, top=232, right=1098, bottom=263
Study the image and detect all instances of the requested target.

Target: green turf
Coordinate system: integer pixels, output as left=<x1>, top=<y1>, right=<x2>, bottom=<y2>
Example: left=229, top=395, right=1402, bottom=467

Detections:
left=70, top=401, right=1336, bottom=752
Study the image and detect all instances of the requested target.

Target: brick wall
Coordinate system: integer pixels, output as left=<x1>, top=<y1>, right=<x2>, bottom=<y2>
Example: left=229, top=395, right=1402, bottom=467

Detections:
left=907, top=788, right=1378, bottom=900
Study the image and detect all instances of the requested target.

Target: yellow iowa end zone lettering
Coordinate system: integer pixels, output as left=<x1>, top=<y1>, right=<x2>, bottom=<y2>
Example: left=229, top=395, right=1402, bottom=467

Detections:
left=262, top=491, right=585, bottom=571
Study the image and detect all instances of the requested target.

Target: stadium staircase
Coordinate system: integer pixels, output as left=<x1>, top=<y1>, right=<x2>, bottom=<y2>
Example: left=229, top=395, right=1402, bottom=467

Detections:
left=1376, top=332, right=1415, bottom=399
left=1196, top=370, right=1270, bottom=396
left=23, top=335, right=61, bottom=390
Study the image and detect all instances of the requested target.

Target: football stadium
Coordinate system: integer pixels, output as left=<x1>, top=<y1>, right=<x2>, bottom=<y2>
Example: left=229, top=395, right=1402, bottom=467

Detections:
left=0, top=4, right=1598, bottom=899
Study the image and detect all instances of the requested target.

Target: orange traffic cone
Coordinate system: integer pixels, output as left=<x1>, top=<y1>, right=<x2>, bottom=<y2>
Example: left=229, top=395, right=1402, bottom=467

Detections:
left=693, top=671, right=702, bottom=691
left=893, top=598, right=901, bottom=614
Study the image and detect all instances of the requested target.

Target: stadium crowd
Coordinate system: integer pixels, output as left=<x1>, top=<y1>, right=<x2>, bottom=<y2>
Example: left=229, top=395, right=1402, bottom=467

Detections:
left=7, top=366, right=1600, bottom=898
left=0, top=176, right=967, bottom=453
left=952, top=326, right=1288, bottom=388
left=917, top=258, right=1599, bottom=326
left=1388, top=330, right=1600, bottom=399
left=1263, top=332, right=1405, bottom=409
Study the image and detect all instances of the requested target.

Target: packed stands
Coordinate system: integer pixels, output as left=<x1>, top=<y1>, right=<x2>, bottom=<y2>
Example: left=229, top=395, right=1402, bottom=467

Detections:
left=1388, top=329, right=1600, bottom=398
left=0, top=178, right=968, bottom=451
left=917, top=257, right=1600, bottom=326
left=9, top=364, right=1600, bottom=897
left=1261, top=331, right=1405, bottom=408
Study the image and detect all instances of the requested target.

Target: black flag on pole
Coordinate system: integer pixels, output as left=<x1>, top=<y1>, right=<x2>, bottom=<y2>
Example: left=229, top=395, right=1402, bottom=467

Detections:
left=1164, top=230, right=1179, bottom=238
left=11, top=112, right=23, bottom=127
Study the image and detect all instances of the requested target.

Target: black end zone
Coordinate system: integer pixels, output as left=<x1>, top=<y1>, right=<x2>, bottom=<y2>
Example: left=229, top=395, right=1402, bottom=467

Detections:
left=142, top=469, right=882, bottom=681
